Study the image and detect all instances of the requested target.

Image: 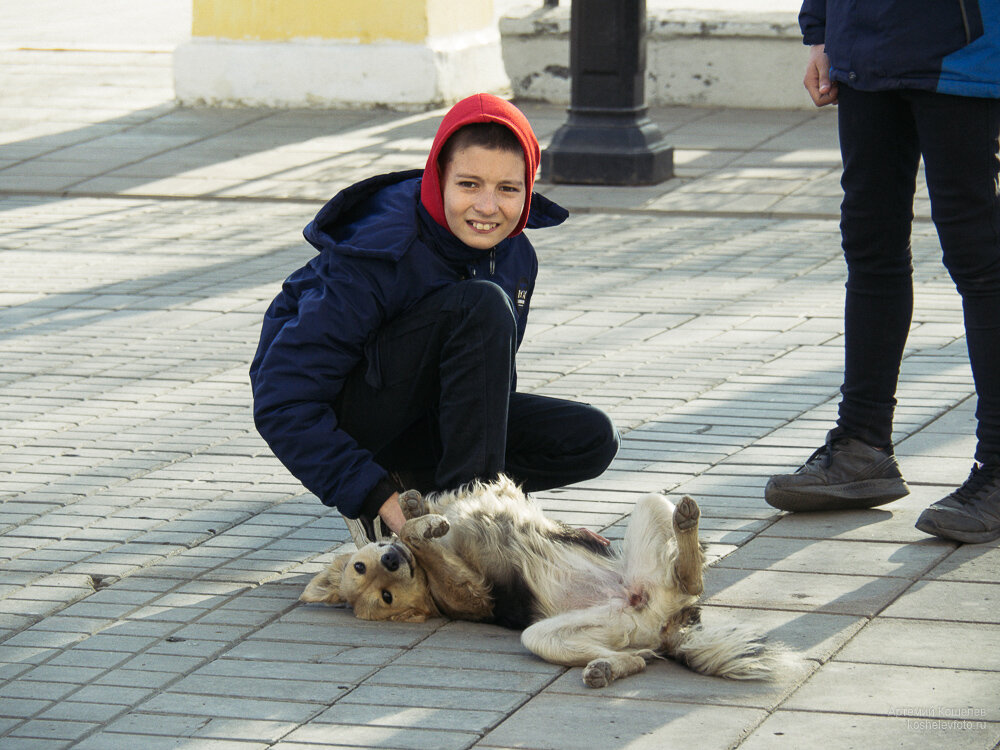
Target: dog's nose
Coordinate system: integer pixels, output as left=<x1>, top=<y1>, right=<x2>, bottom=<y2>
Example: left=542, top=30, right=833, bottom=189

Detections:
left=381, top=547, right=401, bottom=572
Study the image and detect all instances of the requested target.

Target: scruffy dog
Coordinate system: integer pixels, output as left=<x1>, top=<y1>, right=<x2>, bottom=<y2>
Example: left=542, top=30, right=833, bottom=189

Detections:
left=301, top=477, right=788, bottom=687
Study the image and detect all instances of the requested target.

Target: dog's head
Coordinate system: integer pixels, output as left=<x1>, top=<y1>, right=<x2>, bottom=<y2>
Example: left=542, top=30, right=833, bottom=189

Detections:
left=300, top=540, right=439, bottom=622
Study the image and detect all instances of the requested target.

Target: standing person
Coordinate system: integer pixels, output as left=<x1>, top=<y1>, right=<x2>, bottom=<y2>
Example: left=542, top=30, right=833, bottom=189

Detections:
left=765, top=2, right=1000, bottom=543
left=250, top=94, right=620, bottom=547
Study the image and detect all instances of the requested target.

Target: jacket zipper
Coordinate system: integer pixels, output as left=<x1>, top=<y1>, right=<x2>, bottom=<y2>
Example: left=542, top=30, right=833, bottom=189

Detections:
left=467, top=249, right=496, bottom=279
left=959, top=0, right=972, bottom=44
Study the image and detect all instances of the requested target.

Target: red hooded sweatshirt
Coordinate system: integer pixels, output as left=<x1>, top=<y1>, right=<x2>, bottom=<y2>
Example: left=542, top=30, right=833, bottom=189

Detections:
left=419, top=93, right=541, bottom=239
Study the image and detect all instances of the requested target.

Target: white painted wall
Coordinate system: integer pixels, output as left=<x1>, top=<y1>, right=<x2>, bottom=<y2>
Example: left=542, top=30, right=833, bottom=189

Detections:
left=174, top=29, right=510, bottom=108
left=499, top=2, right=813, bottom=109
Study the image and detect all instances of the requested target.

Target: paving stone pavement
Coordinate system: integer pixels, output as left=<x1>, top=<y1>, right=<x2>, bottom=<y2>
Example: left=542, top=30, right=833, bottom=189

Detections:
left=2, top=6, right=1000, bottom=750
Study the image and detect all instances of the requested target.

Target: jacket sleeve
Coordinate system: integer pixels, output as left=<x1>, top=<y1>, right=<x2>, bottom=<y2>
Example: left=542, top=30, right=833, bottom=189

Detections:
left=799, top=0, right=827, bottom=46
left=249, top=258, right=396, bottom=519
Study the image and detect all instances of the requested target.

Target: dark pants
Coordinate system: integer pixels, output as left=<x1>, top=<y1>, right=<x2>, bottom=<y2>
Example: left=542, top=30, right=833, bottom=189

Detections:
left=336, top=280, right=620, bottom=494
left=836, top=84, right=1000, bottom=463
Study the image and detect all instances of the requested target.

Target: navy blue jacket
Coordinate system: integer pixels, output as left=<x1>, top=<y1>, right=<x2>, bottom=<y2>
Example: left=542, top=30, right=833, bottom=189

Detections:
left=250, top=170, right=568, bottom=519
left=800, top=0, right=1000, bottom=98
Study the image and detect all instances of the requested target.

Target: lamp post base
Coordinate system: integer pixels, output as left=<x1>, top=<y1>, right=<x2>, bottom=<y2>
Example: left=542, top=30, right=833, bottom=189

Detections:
left=542, top=107, right=674, bottom=186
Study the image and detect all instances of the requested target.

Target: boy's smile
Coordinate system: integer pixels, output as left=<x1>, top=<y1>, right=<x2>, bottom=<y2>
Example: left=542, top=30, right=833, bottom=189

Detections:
left=441, top=145, right=526, bottom=250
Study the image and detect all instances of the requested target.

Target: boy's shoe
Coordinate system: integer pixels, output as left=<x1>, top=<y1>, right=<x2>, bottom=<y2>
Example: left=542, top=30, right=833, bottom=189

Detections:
left=915, top=463, right=1000, bottom=544
left=342, top=515, right=390, bottom=548
left=765, top=430, right=909, bottom=512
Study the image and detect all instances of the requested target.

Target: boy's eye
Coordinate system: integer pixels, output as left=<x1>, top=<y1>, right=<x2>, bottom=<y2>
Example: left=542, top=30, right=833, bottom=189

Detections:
left=353, top=562, right=366, bottom=575
left=458, top=180, right=478, bottom=189
left=382, top=590, right=393, bottom=604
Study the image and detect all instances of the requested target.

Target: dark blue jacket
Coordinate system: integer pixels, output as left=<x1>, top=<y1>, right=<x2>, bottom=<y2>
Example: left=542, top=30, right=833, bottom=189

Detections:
left=800, top=0, right=1000, bottom=98
left=249, top=170, right=568, bottom=519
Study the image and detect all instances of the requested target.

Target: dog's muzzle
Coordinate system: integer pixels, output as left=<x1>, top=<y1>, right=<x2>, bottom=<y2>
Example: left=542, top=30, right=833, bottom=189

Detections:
left=380, top=543, right=414, bottom=576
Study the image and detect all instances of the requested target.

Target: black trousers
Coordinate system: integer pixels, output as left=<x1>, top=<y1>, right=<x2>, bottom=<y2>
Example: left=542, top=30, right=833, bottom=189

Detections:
left=836, top=84, right=1000, bottom=463
left=336, top=280, right=620, bottom=495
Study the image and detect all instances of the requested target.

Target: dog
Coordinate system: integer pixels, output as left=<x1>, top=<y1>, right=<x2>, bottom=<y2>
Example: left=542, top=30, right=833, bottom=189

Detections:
left=301, top=476, right=789, bottom=687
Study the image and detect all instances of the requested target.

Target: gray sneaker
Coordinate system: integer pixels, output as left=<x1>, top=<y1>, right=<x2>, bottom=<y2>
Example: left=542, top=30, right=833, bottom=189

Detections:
left=765, top=430, right=909, bottom=512
left=342, top=515, right=390, bottom=548
left=915, top=463, right=1000, bottom=544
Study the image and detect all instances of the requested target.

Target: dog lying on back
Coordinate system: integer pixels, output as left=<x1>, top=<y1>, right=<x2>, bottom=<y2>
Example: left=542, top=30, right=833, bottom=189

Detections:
left=301, top=476, right=789, bottom=687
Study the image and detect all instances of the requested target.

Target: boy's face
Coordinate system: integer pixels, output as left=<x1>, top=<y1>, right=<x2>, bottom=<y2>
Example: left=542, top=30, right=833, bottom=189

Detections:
left=441, top=145, right=526, bottom=250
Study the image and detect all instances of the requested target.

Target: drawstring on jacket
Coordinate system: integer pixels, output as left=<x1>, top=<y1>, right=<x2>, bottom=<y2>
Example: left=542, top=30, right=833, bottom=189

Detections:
left=466, top=250, right=497, bottom=279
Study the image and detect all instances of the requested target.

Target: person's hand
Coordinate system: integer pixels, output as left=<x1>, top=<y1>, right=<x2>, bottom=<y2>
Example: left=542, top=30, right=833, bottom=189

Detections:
left=378, top=492, right=406, bottom=534
left=804, top=44, right=838, bottom=107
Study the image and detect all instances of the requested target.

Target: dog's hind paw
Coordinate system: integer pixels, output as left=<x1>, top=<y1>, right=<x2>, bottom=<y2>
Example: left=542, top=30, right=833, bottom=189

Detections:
left=583, top=659, right=613, bottom=688
left=673, top=496, right=700, bottom=533
left=399, top=489, right=428, bottom=519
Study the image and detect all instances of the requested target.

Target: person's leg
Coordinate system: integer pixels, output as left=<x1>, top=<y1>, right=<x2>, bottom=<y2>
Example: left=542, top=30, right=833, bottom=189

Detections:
left=909, top=90, right=1000, bottom=464
left=766, top=84, right=918, bottom=511
left=911, top=91, right=1000, bottom=543
left=503, top=393, right=619, bottom=492
left=835, top=84, right=922, bottom=448
left=336, top=280, right=517, bottom=536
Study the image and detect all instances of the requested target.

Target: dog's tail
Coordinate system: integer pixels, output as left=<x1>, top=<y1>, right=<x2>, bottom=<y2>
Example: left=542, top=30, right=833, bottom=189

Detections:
left=668, top=623, right=800, bottom=681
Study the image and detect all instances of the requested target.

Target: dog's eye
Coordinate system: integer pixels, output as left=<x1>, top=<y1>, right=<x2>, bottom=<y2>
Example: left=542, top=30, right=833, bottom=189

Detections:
left=381, top=590, right=393, bottom=604
left=353, top=562, right=366, bottom=575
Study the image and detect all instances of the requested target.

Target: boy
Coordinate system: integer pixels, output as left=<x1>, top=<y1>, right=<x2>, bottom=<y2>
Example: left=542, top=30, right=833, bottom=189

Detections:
left=250, top=94, right=620, bottom=546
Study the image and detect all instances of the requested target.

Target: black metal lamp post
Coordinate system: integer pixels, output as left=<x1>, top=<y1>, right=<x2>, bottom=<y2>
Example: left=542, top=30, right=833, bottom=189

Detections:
left=541, top=0, right=673, bottom=185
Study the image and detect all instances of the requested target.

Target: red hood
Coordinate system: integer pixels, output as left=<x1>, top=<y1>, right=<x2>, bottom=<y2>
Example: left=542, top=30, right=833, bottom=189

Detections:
left=420, top=93, right=541, bottom=239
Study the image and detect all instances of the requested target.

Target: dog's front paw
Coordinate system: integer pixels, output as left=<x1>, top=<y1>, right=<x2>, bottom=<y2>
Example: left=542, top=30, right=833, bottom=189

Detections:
left=398, top=489, right=429, bottom=520
left=422, top=514, right=449, bottom=539
left=673, top=495, right=700, bottom=533
left=583, top=659, right=613, bottom=688
left=403, top=513, right=450, bottom=542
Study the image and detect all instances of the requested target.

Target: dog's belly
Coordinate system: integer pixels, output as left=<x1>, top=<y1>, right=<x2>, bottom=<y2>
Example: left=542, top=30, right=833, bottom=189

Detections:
left=534, top=565, right=629, bottom=617
left=436, top=501, right=632, bottom=624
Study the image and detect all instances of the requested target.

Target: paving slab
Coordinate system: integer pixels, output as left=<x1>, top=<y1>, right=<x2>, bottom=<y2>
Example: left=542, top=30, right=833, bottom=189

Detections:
left=280, top=723, right=479, bottom=750
left=740, top=710, right=1000, bottom=750
left=713, top=535, right=951, bottom=578
left=311, top=703, right=507, bottom=733
left=480, top=693, right=766, bottom=750
left=544, top=656, right=810, bottom=710
left=923, top=544, right=1000, bottom=583
left=698, top=605, right=867, bottom=663
left=703, top=568, right=914, bottom=617
left=879, top=580, right=1000, bottom=624
left=782, top=661, right=1000, bottom=721
left=834, top=617, right=1000, bottom=672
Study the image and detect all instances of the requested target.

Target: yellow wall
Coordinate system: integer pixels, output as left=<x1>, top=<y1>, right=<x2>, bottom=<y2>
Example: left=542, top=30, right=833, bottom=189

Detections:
left=192, top=0, right=492, bottom=43
left=427, top=0, right=491, bottom=39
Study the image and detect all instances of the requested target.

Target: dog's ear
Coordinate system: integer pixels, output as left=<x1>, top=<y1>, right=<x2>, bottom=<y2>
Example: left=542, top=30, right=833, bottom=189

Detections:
left=300, top=553, right=351, bottom=604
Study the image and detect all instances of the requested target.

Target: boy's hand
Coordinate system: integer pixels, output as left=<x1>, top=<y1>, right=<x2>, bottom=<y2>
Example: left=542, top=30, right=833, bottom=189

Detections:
left=804, top=44, right=838, bottom=107
left=378, top=492, right=406, bottom=534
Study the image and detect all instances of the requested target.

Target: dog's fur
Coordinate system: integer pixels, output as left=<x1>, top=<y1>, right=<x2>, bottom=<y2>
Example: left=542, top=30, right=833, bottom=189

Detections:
left=301, top=477, right=789, bottom=687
